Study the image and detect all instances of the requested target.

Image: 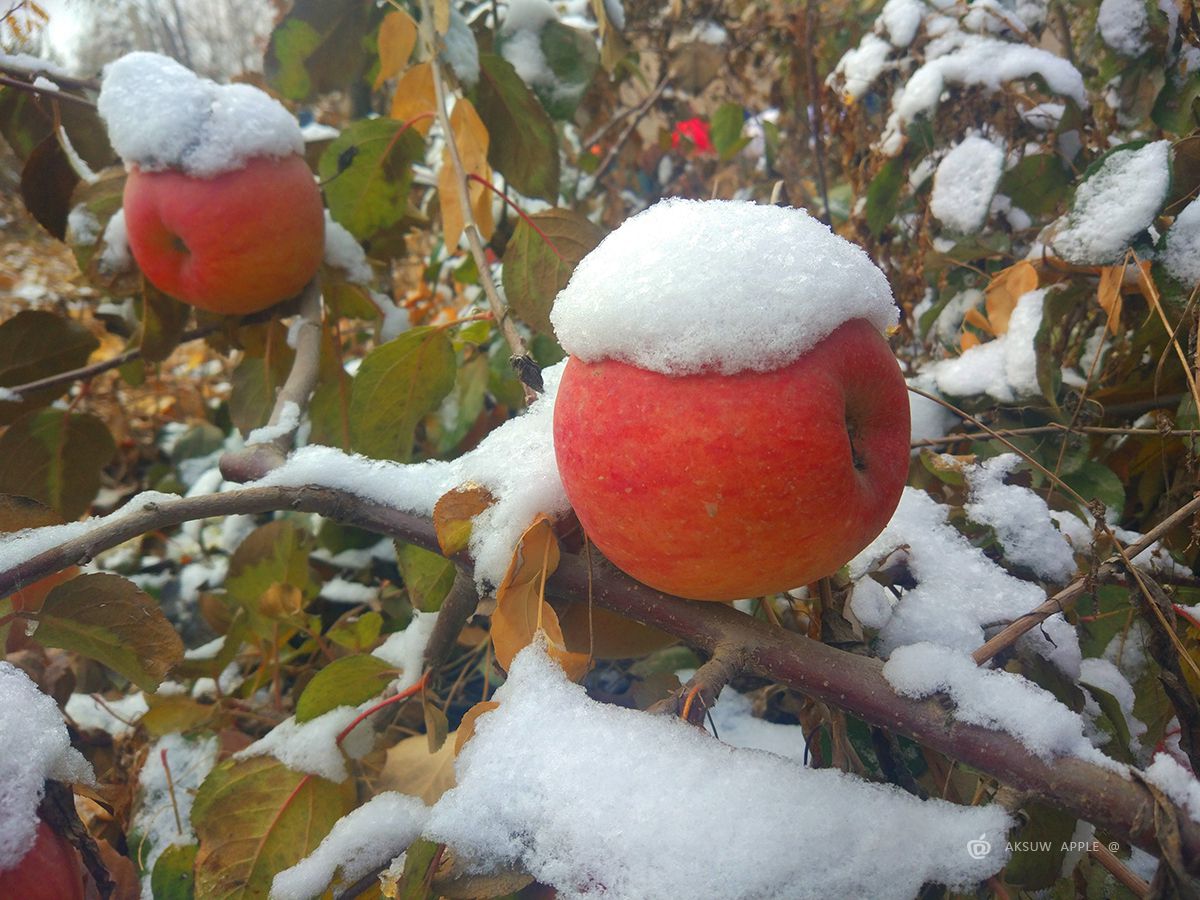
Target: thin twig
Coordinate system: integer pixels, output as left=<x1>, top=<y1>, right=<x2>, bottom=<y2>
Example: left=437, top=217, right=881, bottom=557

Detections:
left=591, top=76, right=669, bottom=183
left=0, top=73, right=96, bottom=106
left=912, top=424, right=1200, bottom=448
left=416, top=1, right=537, bottom=393
left=972, top=492, right=1200, bottom=665
left=1089, top=844, right=1150, bottom=898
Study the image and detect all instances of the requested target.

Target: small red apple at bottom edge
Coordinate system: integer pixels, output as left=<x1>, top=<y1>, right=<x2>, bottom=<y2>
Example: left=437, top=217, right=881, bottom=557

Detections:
left=122, top=153, right=326, bottom=316
left=552, top=318, right=911, bottom=602
left=0, top=818, right=86, bottom=900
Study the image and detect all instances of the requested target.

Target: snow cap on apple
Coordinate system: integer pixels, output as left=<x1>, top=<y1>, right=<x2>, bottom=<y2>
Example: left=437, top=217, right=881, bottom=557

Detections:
left=550, top=198, right=898, bottom=375
left=97, top=51, right=304, bottom=178
left=551, top=200, right=911, bottom=601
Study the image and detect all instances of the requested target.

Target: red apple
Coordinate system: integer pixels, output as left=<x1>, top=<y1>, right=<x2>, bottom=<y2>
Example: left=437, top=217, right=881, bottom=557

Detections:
left=552, top=318, right=910, bottom=601
left=122, top=154, right=325, bottom=315
left=0, top=818, right=85, bottom=900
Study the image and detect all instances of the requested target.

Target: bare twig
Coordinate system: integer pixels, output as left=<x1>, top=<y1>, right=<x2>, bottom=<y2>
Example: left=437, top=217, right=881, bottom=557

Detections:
left=0, top=73, right=96, bottom=106
left=646, top=642, right=746, bottom=725
left=417, top=2, right=537, bottom=394
left=972, top=493, right=1200, bottom=665
left=912, top=424, right=1200, bottom=448
left=422, top=567, right=480, bottom=673
left=591, top=76, right=669, bottom=184
left=1089, top=843, right=1150, bottom=898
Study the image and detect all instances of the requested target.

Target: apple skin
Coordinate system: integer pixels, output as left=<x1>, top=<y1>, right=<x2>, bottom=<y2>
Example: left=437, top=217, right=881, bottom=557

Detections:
left=553, top=318, right=910, bottom=601
left=123, top=154, right=325, bottom=315
left=0, top=819, right=85, bottom=900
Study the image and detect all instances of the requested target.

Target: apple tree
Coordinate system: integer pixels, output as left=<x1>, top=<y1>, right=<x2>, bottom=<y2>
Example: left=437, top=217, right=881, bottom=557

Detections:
left=0, top=0, right=1199, bottom=897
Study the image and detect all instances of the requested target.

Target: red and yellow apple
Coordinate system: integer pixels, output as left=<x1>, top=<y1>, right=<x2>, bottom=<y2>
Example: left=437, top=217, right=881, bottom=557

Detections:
left=122, top=154, right=325, bottom=315
left=0, top=818, right=85, bottom=900
left=552, top=318, right=910, bottom=601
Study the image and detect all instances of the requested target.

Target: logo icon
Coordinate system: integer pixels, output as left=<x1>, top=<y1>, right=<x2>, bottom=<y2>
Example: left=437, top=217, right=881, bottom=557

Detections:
left=967, top=834, right=992, bottom=860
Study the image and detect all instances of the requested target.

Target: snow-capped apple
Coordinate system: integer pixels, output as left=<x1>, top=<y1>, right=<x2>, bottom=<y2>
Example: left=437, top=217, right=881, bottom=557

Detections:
left=97, top=52, right=325, bottom=315
left=550, top=200, right=910, bottom=601
left=0, top=818, right=85, bottom=900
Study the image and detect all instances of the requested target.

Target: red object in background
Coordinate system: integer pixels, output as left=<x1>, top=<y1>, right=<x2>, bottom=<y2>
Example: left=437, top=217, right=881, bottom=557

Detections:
left=671, top=118, right=715, bottom=155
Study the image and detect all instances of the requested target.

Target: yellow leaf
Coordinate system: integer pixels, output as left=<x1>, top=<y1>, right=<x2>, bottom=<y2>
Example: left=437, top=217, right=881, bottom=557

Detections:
left=1098, top=264, right=1124, bottom=336
left=962, top=307, right=994, bottom=336
left=491, top=516, right=590, bottom=681
left=438, top=98, right=493, bottom=250
left=375, top=10, right=418, bottom=89
left=433, top=484, right=496, bottom=556
left=388, top=61, right=436, bottom=134
left=374, top=731, right=457, bottom=804
left=435, top=0, right=451, bottom=33
left=984, top=260, right=1038, bottom=336
left=453, top=700, right=500, bottom=754
left=260, top=582, right=303, bottom=618
left=960, top=330, right=981, bottom=351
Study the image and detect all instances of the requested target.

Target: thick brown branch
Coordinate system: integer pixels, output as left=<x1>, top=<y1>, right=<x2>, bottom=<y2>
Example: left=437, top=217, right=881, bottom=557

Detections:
left=2, top=486, right=1199, bottom=868
left=423, top=567, right=479, bottom=673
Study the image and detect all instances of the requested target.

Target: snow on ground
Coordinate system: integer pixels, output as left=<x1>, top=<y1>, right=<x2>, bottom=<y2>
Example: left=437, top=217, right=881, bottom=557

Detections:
left=132, top=733, right=218, bottom=898
left=0, top=663, right=94, bottom=871
left=97, top=52, right=304, bottom=177
left=65, top=691, right=150, bottom=735
left=550, top=199, right=897, bottom=376
left=1051, top=141, right=1171, bottom=264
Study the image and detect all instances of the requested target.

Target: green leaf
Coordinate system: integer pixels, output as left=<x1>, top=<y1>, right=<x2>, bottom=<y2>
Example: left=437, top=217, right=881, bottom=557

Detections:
left=326, top=610, right=384, bottom=652
left=999, top=154, right=1071, bottom=219
left=710, top=103, right=746, bottom=160
left=396, top=543, right=458, bottom=612
left=229, top=322, right=295, bottom=436
left=475, top=53, right=560, bottom=202
left=537, top=22, right=599, bottom=120
left=393, top=838, right=443, bottom=899
left=1061, top=460, right=1125, bottom=521
left=34, top=573, right=184, bottom=690
left=1153, top=71, right=1200, bottom=135
left=430, top=353, right=489, bottom=455
left=319, top=119, right=425, bottom=241
left=20, top=135, right=78, bottom=240
left=0, top=409, right=115, bottom=519
left=350, top=326, right=457, bottom=462
left=265, top=0, right=376, bottom=102
left=296, top=654, right=396, bottom=722
left=502, top=208, right=604, bottom=336
left=193, top=756, right=356, bottom=899
left=865, top=158, right=903, bottom=237
left=1005, top=802, right=1076, bottom=888
left=0, top=310, right=99, bottom=426
left=0, top=85, right=116, bottom=171
left=136, top=283, right=190, bottom=364
left=225, top=521, right=317, bottom=632
left=151, top=844, right=197, bottom=900
left=1080, top=680, right=1135, bottom=764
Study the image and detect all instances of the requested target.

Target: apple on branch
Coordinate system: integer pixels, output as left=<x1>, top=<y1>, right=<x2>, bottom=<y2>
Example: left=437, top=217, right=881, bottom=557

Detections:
left=97, top=52, right=325, bottom=315
left=550, top=200, right=910, bottom=601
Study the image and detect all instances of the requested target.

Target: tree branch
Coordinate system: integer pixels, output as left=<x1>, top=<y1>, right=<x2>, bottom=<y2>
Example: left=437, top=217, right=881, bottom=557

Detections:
left=220, top=280, right=324, bottom=481
left=2, top=485, right=1199, bottom=869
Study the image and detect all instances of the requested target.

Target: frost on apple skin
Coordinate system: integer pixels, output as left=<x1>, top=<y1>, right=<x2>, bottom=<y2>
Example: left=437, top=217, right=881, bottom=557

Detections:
left=97, top=51, right=304, bottom=178
left=549, top=199, right=898, bottom=377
